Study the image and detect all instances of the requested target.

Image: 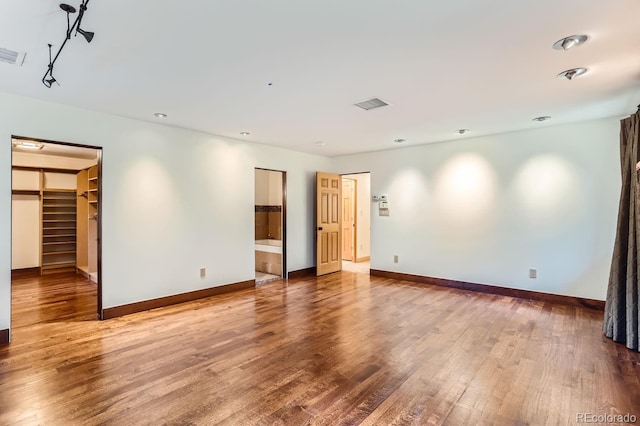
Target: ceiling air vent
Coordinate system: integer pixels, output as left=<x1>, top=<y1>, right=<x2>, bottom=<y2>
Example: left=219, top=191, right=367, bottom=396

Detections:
left=354, top=97, right=389, bottom=111
left=0, top=48, right=26, bottom=66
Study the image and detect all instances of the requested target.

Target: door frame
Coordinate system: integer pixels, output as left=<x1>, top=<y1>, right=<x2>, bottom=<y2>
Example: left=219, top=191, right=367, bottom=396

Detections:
left=340, top=171, right=371, bottom=264
left=10, top=135, right=104, bottom=319
left=254, top=167, right=287, bottom=278
left=341, top=177, right=357, bottom=262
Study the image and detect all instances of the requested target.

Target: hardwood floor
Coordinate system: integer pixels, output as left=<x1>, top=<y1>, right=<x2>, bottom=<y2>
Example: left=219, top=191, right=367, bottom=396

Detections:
left=1, top=271, right=639, bottom=425
left=9, top=271, right=97, bottom=328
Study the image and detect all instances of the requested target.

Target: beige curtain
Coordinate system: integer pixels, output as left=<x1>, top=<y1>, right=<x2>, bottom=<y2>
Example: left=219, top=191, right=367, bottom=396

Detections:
left=604, top=110, right=640, bottom=351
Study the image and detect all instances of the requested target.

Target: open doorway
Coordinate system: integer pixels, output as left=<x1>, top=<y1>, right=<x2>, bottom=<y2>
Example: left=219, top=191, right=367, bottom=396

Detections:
left=11, top=136, right=102, bottom=329
left=254, top=168, right=286, bottom=284
left=341, top=172, right=370, bottom=274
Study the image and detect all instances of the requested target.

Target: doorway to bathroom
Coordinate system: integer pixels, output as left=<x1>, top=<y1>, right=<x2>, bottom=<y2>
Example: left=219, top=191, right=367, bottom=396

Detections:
left=254, top=168, right=286, bottom=284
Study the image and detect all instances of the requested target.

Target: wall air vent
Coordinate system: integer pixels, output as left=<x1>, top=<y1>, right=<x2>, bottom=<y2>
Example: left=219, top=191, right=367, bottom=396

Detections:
left=0, top=48, right=26, bottom=66
left=353, top=97, right=389, bottom=111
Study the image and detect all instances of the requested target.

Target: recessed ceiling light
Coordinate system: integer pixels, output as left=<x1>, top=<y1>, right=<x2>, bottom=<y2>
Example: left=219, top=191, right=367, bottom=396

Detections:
left=532, top=116, right=551, bottom=122
left=394, top=138, right=406, bottom=144
left=240, top=132, right=251, bottom=136
left=557, top=68, right=587, bottom=80
left=154, top=112, right=167, bottom=118
left=552, top=35, right=588, bottom=51
left=313, top=141, right=326, bottom=146
left=12, top=140, right=44, bottom=150
left=457, top=129, right=469, bottom=135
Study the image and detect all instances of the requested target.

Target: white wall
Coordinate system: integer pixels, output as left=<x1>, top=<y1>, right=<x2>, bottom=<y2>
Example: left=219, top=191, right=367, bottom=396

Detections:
left=333, top=118, right=621, bottom=300
left=0, top=92, right=330, bottom=334
left=343, top=173, right=371, bottom=260
left=0, top=90, right=623, bottom=337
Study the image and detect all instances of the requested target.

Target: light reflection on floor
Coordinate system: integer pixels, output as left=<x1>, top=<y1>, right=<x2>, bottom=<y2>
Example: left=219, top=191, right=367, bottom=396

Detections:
left=255, top=271, right=280, bottom=284
left=341, top=260, right=370, bottom=274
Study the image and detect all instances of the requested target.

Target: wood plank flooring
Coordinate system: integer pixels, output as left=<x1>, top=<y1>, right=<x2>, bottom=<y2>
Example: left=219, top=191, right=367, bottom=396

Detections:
left=1, top=271, right=639, bottom=425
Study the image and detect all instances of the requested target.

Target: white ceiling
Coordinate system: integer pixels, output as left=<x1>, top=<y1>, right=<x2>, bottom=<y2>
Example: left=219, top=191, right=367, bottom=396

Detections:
left=1, top=0, right=639, bottom=157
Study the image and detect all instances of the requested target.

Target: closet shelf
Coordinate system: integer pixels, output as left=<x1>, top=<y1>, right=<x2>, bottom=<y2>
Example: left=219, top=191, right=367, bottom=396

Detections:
left=80, top=164, right=99, bottom=278
left=12, top=189, right=40, bottom=196
left=42, top=250, right=76, bottom=256
left=42, top=183, right=79, bottom=274
left=41, top=261, right=77, bottom=272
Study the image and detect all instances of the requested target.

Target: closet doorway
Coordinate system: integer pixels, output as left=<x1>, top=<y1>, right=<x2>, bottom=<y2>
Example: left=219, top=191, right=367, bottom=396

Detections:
left=11, top=136, right=102, bottom=327
left=254, top=168, right=286, bottom=284
left=341, top=172, right=371, bottom=274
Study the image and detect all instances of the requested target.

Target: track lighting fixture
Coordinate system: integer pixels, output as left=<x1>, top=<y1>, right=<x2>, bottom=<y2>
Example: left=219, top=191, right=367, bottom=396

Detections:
left=76, top=28, right=94, bottom=43
left=41, top=1, right=95, bottom=88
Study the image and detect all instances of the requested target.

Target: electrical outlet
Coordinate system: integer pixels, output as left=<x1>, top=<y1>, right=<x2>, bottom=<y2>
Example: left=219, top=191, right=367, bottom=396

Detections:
left=200, top=267, right=206, bottom=278
left=394, top=255, right=399, bottom=263
left=529, top=268, right=537, bottom=279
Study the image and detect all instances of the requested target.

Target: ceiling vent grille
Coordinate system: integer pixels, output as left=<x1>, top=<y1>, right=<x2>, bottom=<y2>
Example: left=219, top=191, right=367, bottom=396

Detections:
left=0, top=48, right=26, bottom=66
left=354, top=97, right=389, bottom=111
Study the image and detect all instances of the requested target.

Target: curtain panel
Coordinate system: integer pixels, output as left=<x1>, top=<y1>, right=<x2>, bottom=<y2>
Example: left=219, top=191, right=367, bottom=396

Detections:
left=604, top=111, right=640, bottom=351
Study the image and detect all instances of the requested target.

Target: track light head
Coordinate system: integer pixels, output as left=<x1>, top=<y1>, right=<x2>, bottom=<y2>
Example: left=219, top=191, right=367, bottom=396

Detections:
left=76, top=28, right=94, bottom=43
left=59, top=3, right=77, bottom=14
left=43, top=76, right=57, bottom=88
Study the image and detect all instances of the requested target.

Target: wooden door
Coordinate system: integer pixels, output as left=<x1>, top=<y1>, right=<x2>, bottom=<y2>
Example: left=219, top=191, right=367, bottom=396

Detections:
left=342, top=178, right=356, bottom=261
left=316, top=172, right=342, bottom=276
